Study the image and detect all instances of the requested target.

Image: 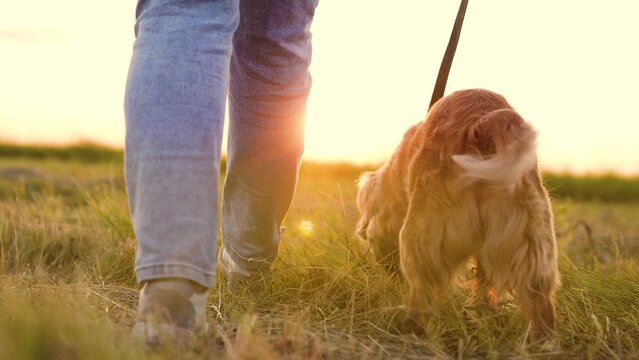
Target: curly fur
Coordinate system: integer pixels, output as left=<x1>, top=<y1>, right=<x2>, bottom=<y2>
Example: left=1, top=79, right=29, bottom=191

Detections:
left=356, top=89, right=560, bottom=341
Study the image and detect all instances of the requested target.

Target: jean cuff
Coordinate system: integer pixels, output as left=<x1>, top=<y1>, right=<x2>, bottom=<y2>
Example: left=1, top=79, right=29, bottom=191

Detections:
left=136, top=262, right=216, bottom=288
left=220, top=242, right=277, bottom=274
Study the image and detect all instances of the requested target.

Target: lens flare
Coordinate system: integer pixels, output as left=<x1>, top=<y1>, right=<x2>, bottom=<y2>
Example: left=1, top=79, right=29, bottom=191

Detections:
left=299, top=220, right=314, bottom=235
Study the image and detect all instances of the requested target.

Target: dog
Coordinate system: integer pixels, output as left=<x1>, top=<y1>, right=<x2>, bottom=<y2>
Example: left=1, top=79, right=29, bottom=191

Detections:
left=355, top=89, right=559, bottom=341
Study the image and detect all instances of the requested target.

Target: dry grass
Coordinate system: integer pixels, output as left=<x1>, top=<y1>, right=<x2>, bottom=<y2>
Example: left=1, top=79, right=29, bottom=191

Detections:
left=0, top=151, right=638, bottom=359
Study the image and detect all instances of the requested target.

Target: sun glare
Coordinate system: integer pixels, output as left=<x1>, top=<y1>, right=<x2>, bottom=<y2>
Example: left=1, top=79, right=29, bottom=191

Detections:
left=0, top=1, right=638, bottom=174
left=299, top=220, right=315, bottom=236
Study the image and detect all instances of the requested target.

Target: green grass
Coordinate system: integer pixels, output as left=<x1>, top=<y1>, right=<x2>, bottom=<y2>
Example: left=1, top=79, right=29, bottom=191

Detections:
left=0, top=142, right=122, bottom=163
left=544, top=173, right=639, bottom=203
left=1, top=144, right=638, bottom=359
left=2, top=142, right=639, bottom=202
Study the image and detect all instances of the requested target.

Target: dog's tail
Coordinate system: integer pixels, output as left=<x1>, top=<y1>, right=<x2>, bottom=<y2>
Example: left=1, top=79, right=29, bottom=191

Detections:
left=452, top=108, right=538, bottom=190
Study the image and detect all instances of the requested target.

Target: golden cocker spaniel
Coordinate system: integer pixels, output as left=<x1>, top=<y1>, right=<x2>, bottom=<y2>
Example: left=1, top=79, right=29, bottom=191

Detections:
left=356, top=89, right=559, bottom=341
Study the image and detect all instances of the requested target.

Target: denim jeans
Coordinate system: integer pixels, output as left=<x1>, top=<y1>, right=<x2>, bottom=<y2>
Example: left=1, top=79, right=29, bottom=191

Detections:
left=124, top=0, right=319, bottom=288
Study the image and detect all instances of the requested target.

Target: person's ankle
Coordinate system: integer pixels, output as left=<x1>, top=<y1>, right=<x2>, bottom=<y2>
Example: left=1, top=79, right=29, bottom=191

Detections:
left=217, top=246, right=274, bottom=293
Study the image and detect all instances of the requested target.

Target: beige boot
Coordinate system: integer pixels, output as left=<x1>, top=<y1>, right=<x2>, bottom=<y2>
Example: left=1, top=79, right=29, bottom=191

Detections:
left=132, top=279, right=208, bottom=345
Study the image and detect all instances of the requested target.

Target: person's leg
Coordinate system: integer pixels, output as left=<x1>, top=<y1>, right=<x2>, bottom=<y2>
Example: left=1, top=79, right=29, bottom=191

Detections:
left=220, top=0, right=319, bottom=283
left=124, top=0, right=238, bottom=340
left=126, top=0, right=238, bottom=289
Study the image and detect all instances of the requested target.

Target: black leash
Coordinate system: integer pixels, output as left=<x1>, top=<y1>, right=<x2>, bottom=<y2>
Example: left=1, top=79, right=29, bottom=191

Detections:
left=429, top=0, right=469, bottom=110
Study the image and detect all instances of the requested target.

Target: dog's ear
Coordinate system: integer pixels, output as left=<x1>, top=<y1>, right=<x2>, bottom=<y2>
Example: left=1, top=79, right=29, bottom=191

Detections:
left=356, top=217, right=369, bottom=240
left=356, top=171, right=375, bottom=189
left=355, top=171, right=379, bottom=240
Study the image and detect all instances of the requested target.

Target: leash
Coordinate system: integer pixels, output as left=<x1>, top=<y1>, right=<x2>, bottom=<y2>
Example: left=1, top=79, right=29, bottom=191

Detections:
left=429, top=0, right=470, bottom=110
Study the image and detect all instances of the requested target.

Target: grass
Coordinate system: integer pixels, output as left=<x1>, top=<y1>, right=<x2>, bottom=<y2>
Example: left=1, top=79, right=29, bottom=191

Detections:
left=0, top=144, right=638, bottom=359
left=0, top=142, right=122, bottom=163
left=543, top=173, right=639, bottom=203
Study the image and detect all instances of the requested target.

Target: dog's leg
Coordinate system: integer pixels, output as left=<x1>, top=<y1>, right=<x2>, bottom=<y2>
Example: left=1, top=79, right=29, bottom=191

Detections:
left=514, top=278, right=556, bottom=343
left=399, top=198, right=447, bottom=318
left=399, top=182, right=476, bottom=327
left=468, top=258, right=497, bottom=310
left=400, top=215, right=444, bottom=332
left=513, top=177, right=560, bottom=343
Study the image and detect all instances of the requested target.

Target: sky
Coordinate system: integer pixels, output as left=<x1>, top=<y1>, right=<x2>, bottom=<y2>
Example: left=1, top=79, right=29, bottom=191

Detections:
left=1, top=1, right=638, bottom=174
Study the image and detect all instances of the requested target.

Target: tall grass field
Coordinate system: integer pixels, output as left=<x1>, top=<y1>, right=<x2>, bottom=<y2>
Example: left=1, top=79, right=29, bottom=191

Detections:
left=1, top=144, right=638, bottom=359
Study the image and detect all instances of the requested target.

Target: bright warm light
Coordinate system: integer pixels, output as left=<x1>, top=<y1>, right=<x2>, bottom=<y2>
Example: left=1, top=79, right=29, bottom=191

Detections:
left=1, top=1, right=638, bottom=174
left=304, top=1, right=639, bottom=174
left=299, top=220, right=314, bottom=236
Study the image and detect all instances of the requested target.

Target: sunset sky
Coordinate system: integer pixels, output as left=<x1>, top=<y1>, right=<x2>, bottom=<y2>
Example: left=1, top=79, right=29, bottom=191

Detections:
left=1, top=1, right=638, bottom=174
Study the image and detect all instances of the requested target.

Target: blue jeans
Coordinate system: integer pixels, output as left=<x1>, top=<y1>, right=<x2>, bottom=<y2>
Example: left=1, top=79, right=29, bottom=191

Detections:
left=125, top=0, right=319, bottom=288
